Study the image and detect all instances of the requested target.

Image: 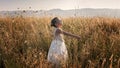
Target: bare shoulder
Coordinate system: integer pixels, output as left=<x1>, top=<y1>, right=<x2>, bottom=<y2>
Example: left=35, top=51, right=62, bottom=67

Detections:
left=56, top=28, right=62, bottom=34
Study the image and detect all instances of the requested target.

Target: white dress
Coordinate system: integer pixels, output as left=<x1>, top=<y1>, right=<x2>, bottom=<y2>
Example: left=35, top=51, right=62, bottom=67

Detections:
left=47, top=28, right=68, bottom=65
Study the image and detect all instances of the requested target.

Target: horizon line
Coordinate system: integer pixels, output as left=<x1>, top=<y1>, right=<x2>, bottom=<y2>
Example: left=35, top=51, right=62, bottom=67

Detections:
left=0, top=8, right=120, bottom=11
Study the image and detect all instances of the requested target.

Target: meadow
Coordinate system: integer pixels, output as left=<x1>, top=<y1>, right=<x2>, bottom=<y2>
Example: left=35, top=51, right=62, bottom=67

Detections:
left=0, top=16, right=120, bottom=68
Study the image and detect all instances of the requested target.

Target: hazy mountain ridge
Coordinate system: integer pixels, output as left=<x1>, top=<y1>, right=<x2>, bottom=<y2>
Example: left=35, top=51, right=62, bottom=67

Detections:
left=0, top=8, right=120, bottom=18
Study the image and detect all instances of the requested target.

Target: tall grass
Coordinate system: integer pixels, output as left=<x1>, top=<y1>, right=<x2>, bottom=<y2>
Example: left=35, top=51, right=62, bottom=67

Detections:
left=0, top=16, right=120, bottom=68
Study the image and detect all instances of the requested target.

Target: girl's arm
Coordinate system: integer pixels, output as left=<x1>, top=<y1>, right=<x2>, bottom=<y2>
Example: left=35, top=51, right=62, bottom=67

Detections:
left=62, top=31, right=80, bottom=39
left=56, top=28, right=80, bottom=39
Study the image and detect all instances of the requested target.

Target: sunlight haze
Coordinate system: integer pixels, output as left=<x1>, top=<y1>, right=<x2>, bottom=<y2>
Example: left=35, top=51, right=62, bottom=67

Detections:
left=0, top=0, right=120, bottom=11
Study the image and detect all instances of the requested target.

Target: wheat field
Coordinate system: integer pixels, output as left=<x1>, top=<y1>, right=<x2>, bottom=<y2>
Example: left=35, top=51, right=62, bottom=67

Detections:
left=0, top=16, right=120, bottom=68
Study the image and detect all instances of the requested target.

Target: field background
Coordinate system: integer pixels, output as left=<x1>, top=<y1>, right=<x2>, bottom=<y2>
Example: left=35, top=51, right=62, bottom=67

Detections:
left=0, top=16, right=120, bottom=68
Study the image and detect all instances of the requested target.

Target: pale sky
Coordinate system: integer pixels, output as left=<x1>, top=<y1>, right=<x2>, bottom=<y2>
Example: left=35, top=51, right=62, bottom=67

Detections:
left=0, top=0, right=120, bottom=11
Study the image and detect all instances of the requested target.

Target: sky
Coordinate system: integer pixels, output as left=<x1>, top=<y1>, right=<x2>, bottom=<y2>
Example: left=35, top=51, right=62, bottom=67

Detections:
left=0, top=0, right=120, bottom=11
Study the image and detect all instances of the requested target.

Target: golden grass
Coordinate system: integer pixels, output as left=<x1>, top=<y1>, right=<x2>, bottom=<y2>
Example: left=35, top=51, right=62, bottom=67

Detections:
left=0, top=16, right=120, bottom=68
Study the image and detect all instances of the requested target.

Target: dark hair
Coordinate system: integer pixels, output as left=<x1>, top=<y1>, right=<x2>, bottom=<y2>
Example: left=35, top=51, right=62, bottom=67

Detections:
left=51, top=17, right=61, bottom=27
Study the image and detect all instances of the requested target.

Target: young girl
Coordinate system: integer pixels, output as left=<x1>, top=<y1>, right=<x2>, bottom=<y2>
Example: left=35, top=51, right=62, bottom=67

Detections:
left=47, top=17, right=80, bottom=66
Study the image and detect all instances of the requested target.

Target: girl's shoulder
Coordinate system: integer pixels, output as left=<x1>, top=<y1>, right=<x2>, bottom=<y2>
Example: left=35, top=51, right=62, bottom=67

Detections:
left=55, top=28, right=62, bottom=34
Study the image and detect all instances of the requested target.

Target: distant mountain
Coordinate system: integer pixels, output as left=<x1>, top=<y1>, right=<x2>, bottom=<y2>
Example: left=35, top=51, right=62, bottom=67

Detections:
left=0, top=8, right=120, bottom=18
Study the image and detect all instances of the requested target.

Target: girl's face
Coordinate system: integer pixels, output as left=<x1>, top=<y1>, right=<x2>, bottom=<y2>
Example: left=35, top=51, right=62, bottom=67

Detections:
left=55, top=22, right=62, bottom=28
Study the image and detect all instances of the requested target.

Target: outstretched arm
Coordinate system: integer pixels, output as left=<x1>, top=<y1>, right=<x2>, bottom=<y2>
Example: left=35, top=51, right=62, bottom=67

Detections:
left=62, top=31, right=80, bottom=39
left=56, top=28, right=80, bottom=39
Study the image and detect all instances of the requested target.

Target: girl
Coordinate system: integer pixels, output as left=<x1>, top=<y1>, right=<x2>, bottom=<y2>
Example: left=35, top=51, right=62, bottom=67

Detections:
left=47, top=17, right=80, bottom=66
